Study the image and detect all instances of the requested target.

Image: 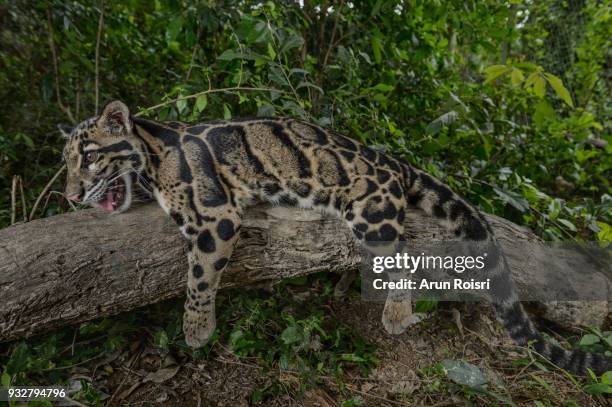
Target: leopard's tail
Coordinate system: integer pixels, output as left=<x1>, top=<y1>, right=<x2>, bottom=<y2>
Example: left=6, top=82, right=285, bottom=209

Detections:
left=400, top=163, right=611, bottom=375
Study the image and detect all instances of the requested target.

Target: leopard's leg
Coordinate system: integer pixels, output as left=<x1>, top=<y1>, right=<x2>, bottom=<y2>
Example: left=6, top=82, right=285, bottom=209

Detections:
left=382, top=266, right=418, bottom=334
left=182, top=211, right=241, bottom=348
left=343, top=187, right=414, bottom=335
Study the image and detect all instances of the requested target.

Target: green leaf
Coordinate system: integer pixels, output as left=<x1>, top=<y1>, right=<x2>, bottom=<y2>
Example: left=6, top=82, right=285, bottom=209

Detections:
left=493, top=188, right=530, bottom=212
left=442, top=359, right=488, bottom=389
left=579, top=334, right=600, bottom=346
left=297, top=81, right=324, bottom=95
left=557, top=218, right=577, bottom=232
left=415, top=299, right=437, bottom=313
left=601, top=371, right=612, bottom=385
left=583, top=383, right=612, bottom=395
left=544, top=73, right=573, bottom=107
left=513, top=61, right=540, bottom=72
left=510, top=69, right=524, bottom=87
left=217, top=50, right=257, bottom=61
left=229, top=330, right=244, bottom=347
left=1, top=371, right=11, bottom=386
left=267, top=42, right=276, bottom=60
left=176, top=98, right=187, bottom=114
left=279, top=35, right=304, bottom=54
left=154, top=330, right=169, bottom=351
left=257, top=104, right=275, bottom=117
left=223, top=104, right=232, bottom=119
left=281, top=326, right=302, bottom=345
left=371, top=83, right=394, bottom=92
left=195, top=94, right=207, bottom=112
left=533, top=99, right=556, bottom=129
left=524, top=72, right=539, bottom=88
left=340, top=354, right=366, bottom=363
left=426, top=111, right=458, bottom=135
left=596, top=222, right=612, bottom=242
left=532, top=75, right=546, bottom=97
left=166, top=17, right=183, bottom=43
left=484, top=65, right=510, bottom=84
left=371, top=35, right=382, bottom=64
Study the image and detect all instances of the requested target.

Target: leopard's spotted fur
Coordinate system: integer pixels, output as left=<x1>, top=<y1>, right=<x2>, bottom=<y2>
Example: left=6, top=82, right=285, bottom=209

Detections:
left=62, top=100, right=610, bottom=374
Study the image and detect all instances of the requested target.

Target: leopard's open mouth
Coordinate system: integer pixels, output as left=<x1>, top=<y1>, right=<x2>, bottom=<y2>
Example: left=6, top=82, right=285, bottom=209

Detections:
left=97, top=175, right=131, bottom=213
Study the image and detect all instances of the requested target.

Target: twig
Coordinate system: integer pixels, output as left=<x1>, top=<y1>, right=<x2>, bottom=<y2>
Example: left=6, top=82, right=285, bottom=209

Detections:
left=134, top=86, right=281, bottom=117
left=29, top=165, right=66, bottom=221
left=261, top=14, right=301, bottom=105
left=41, top=352, right=105, bottom=372
left=185, top=25, right=202, bottom=82
left=94, top=0, right=105, bottom=115
left=46, top=8, right=76, bottom=124
left=18, top=176, right=27, bottom=222
left=321, top=0, right=344, bottom=71
left=75, top=73, right=81, bottom=119
left=107, top=348, right=142, bottom=405
left=10, top=176, right=17, bottom=225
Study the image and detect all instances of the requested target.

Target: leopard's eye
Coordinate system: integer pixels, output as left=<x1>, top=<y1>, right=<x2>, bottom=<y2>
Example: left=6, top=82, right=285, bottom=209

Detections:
left=84, top=151, right=99, bottom=164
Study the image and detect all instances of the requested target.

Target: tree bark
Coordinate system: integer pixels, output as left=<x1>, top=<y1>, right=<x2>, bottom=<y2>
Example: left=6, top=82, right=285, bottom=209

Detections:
left=0, top=203, right=609, bottom=343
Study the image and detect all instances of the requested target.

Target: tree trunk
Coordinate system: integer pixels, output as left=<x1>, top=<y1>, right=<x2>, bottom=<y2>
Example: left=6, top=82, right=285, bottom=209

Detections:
left=0, top=203, right=608, bottom=342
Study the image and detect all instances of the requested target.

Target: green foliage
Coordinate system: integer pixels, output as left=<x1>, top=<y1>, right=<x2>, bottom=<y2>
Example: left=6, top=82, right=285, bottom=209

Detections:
left=0, top=0, right=610, bottom=238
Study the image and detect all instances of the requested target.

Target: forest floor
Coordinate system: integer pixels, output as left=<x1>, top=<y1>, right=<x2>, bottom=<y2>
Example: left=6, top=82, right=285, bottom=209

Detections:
left=2, top=273, right=609, bottom=406
left=61, top=278, right=608, bottom=407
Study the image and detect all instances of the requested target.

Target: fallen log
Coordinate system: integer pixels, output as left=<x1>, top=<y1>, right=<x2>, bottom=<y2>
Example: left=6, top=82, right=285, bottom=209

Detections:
left=0, top=202, right=609, bottom=342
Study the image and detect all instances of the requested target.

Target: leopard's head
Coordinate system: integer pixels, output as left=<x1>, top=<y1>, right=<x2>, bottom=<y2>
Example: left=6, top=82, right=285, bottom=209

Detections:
left=62, top=100, right=147, bottom=213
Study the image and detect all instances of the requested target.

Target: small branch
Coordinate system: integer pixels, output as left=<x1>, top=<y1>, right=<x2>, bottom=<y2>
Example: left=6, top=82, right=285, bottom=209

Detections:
left=10, top=176, right=17, bottom=225
left=29, top=165, right=66, bottom=221
left=75, top=73, right=81, bottom=119
left=321, top=0, right=344, bottom=71
left=184, top=25, right=202, bottom=82
left=18, top=176, right=27, bottom=222
left=46, top=8, right=76, bottom=125
left=135, top=87, right=282, bottom=117
left=94, top=0, right=105, bottom=115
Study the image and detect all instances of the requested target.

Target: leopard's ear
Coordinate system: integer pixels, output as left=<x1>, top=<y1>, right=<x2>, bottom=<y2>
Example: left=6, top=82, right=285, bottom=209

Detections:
left=98, top=100, right=132, bottom=136
left=57, top=124, right=72, bottom=140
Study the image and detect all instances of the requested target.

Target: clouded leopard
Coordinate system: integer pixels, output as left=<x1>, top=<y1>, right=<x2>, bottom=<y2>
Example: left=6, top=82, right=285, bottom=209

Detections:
left=61, top=100, right=610, bottom=374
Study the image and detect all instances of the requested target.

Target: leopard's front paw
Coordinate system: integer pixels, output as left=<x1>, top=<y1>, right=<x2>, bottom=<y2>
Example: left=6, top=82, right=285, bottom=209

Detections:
left=183, top=311, right=216, bottom=348
left=382, top=299, right=417, bottom=335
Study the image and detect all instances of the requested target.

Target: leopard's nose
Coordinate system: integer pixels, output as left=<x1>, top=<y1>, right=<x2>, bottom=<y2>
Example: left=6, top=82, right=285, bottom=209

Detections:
left=67, top=193, right=81, bottom=202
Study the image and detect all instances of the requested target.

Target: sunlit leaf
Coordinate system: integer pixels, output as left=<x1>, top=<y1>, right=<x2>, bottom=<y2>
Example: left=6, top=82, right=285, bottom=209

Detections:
left=483, top=65, right=510, bottom=84
left=195, top=94, right=207, bottom=112
left=533, top=75, right=546, bottom=97
left=510, top=68, right=524, bottom=87
left=544, top=73, right=574, bottom=107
